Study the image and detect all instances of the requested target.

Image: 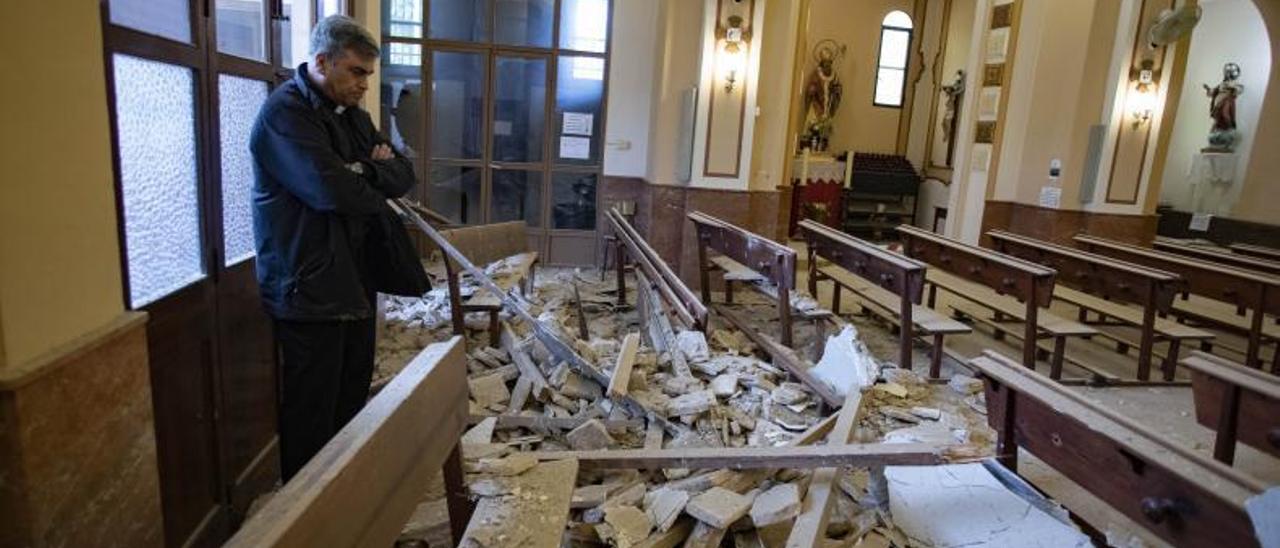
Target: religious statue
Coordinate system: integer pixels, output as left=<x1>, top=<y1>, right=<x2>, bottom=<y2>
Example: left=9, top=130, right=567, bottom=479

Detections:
left=1203, top=62, right=1244, bottom=152
left=939, top=70, right=966, bottom=164
left=803, top=40, right=846, bottom=152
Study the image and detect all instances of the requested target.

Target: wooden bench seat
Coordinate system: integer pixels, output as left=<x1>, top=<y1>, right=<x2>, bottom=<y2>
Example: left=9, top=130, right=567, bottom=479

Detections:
left=1053, top=285, right=1214, bottom=374
left=465, top=251, right=539, bottom=308
left=710, top=255, right=832, bottom=320
left=817, top=265, right=971, bottom=377
left=927, top=268, right=1096, bottom=378
left=438, top=222, right=540, bottom=346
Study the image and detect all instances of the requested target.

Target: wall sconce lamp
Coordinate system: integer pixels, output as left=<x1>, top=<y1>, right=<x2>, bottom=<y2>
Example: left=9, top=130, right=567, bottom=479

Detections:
left=718, top=15, right=751, bottom=93
left=1128, top=59, right=1157, bottom=127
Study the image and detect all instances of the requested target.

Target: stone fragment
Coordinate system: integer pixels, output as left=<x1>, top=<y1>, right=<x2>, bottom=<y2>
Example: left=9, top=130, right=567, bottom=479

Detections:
left=469, top=373, right=510, bottom=407
left=560, top=372, right=603, bottom=401
left=749, top=483, right=801, bottom=527
left=460, top=416, right=497, bottom=444
left=572, top=484, right=610, bottom=509
left=882, top=407, right=921, bottom=424
left=810, top=325, right=879, bottom=396
left=603, top=505, right=652, bottom=547
left=676, top=330, right=711, bottom=362
left=468, top=476, right=515, bottom=497
left=474, top=453, right=538, bottom=476
left=910, top=406, right=942, bottom=420
left=662, top=375, right=705, bottom=395
left=710, top=373, right=739, bottom=397
left=644, top=487, right=690, bottom=532
left=566, top=419, right=615, bottom=450
left=686, top=487, right=752, bottom=529
left=461, top=442, right=510, bottom=460
left=948, top=373, right=984, bottom=394
left=873, top=382, right=908, bottom=398
left=771, top=382, right=809, bottom=405
left=666, top=390, right=717, bottom=417
left=585, top=482, right=646, bottom=523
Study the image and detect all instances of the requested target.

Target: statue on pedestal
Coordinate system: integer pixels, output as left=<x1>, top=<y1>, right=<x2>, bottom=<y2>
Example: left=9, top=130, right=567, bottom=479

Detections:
left=1203, top=62, right=1243, bottom=152
left=803, top=39, right=845, bottom=152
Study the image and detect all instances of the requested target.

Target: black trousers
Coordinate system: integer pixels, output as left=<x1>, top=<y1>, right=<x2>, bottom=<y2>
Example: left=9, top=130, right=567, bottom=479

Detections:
left=274, top=316, right=376, bottom=481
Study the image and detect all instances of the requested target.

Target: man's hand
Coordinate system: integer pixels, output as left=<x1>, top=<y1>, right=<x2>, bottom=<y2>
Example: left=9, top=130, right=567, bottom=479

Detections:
left=371, top=144, right=395, bottom=161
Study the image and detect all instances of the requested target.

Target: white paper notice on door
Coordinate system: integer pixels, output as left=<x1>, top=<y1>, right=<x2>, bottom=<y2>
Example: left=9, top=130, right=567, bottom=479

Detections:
left=1189, top=213, right=1213, bottom=232
left=560, top=136, right=591, bottom=159
left=563, top=112, right=593, bottom=136
left=1038, top=186, right=1062, bottom=209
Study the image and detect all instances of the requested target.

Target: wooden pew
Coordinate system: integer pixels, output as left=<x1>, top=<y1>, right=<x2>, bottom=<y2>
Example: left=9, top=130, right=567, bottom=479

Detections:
left=801, top=220, right=970, bottom=377
left=897, top=225, right=1096, bottom=378
left=688, top=211, right=816, bottom=347
left=988, top=230, right=1212, bottom=381
left=1181, top=351, right=1280, bottom=465
left=1154, top=238, right=1280, bottom=277
left=606, top=208, right=709, bottom=331
left=226, top=338, right=471, bottom=547
left=1075, top=234, right=1280, bottom=372
left=438, top=221, right=539, bottom=346
left=970, top=350, right=1268, bottom=548
left=1231, top=242, right=1280, bottom=262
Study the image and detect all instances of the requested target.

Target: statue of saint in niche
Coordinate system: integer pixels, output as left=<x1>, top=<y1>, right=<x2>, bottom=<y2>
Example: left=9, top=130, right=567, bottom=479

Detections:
left=803, top=40, right=845, bottom=152
left=1203, top=62, right=1243, bottom=152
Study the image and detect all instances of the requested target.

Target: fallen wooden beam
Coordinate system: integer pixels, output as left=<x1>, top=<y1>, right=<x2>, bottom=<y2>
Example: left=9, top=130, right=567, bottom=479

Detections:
left=393, top=199, right=684, bottom=436
left=636, top=270, right=693, bottom=378
left=787, top=383, right=867, bottom=547
left=467, top=414, right=645, bottom=433
left=525, top=442, right=947, bottom=470
left=608, top=333, right=641, bottom=399
left=607, top=207, right=708, bottom=330
left=499, top=321, right=551, bottom=400
left=226, top=338, right=470, bottom=548
left=714, top=303, right=843, bottom=408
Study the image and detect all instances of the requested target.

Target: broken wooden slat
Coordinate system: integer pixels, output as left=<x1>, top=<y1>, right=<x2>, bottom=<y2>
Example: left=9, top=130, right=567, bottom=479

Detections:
left=607, top=207, right=708, bottom=330
left=468, top=414, right=644, bottom=433
left=786, top=384, right=866, bottom=547
left=608, top=333, right=641, bottom=399
left=714, top=304, right=843, bottom=408
left=525, top=442, right=946, bottom=470
left=636, top=270, right=694, bottom=378
left=460, top=459, right=580, bottom=547
left=499, top=321, right=551, bottom=400
left=573, top=282, right=590, bottom=340
left=226, top=338, right=469, bottom=548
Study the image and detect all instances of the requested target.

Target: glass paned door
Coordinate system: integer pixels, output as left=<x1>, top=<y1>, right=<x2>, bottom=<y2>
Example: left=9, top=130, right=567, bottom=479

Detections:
left=218, top=75, right=269, bottom=266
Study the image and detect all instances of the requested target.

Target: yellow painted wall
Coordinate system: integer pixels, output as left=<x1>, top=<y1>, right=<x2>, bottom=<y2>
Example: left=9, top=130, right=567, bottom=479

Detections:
left=1232, top=0, right=1280, bottom=224
left=647, top=0, right=706, bottom=185
left=0, top=1, right=125, bottom=369
left=749, top=0, right=803, bottom=191
left=805, top=0, right=914, bottom=154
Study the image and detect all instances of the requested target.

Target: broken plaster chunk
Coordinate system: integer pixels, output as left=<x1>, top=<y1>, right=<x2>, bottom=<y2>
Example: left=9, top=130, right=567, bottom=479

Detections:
left=710, top=373, right=740, bottom=397
left=468, top=477, right=514, bottom=497
left=603, top=505, right=652, bottom=547
left=572, top=484, right=610, bottom=509
left=873, top=382, right=909, bottom=399
left=566, top=419, right=615, bottom=451
left=666, top=389, right=717, bottom=417
left=676, top=330, right=711, bottom=362
left=910, top=406, right=942, bottom=421
left=686, top=487, right=752, bottom=529
left=662, top=375, right=705, bottom=396
left=750, top=483, right=801, bottom=527
left=460, top=417, right=497, bottom=445
left=810, top=325, right=880, bottom=396
left=474, top=453, right=539, bottom=476
left=771, top=382, right=809, bottom=406
left=560, top=372, right=603, bottom=401
left=644, top=487, right=690, bottom=533
left=881, top=407, right=921, bottom=424
left=469, top=373, right=510, bottom=407
left=948, top=373, right=984, bottom=395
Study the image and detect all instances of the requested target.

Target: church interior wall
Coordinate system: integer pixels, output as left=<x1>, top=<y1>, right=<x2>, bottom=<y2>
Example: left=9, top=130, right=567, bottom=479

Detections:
left=1158, top=0, right=1270, bottom=216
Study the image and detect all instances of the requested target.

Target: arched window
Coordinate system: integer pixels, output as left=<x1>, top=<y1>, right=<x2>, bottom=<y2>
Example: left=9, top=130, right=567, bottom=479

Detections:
left=873, top=10, right=913, bottom=107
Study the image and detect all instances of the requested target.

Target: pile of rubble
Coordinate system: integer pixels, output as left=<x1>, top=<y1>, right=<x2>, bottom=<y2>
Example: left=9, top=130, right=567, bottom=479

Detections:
left=378, top=265, right=994, bottom=547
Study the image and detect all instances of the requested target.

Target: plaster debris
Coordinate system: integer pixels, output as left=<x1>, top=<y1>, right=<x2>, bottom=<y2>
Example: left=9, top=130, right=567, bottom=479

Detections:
left=666, top=390, right=717, bottom=417
left=474, top=453, right=538, bottom=476
left=602, top=505, right=652, bottom=547
left=566, top=419, right=615, bottom=451
left=686, top=487, right=753, bottom=529
left=645, top=487, right=690, bottom=532
left=468, top=373, right=510, bottom=408
left=749, top=483, right=801, bottom=527
left=810, top=325, right=880, bottom=395
left=948, top=373, right=985, bottom=395
left=710, top=373, right=740, bottom=397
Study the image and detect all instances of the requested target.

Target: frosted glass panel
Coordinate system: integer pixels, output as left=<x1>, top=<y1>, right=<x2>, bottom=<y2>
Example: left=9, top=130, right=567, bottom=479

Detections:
left=878, top=29, right=910, bottom=69
left=560, top=0, right=608, bottom=52
left=875, top=67, right=905, bottom=106
left=109, top=0, right=191, bottom=43
left=113, top=55, right=205, bottom=308
left=219, top=75, right=268, bottom=267
left=217, top=0, right=267, bottom=60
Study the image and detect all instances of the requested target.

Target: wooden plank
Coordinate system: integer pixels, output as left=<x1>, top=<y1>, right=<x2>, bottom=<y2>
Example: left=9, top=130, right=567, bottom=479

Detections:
left=572, top=282, right=590, bottom=340
left=607, top=333, right=641, bottom=399
left=1155, top=239, right=1280, bottom=277
left=468, top=414, right=645, bottom=433
left=226, top=338, right=469, bottom=548
left=460, top=459, right=579, bottom=548
left=787, top=384, right=866, bottom=547
left=929, top=270, right=1095, bottom=336
left=1231, top=242, right=1280, bottom=262
left=1054, top=286, right=1213, bottom=340
left=714, top=304, right=844, bottom=408
left=709, top=255, right=767, bottom=282
left=1170, top=295, right=1280, bottom=339
left=970, top=350, right=1264, bottom=548
left=526, top=442, right=946, bottom=470
left=499, top=321, right=551, bottom=400
left=819, top=267, right=970, bottom=334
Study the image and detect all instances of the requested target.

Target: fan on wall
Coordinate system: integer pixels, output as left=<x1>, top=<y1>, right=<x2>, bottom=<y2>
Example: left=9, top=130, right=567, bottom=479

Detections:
left=1149, top=4, right=1202, bottom=48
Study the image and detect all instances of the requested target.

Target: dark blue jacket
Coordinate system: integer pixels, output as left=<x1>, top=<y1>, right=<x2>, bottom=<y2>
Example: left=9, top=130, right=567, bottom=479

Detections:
left=250, top=65, right=417, bottom=320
